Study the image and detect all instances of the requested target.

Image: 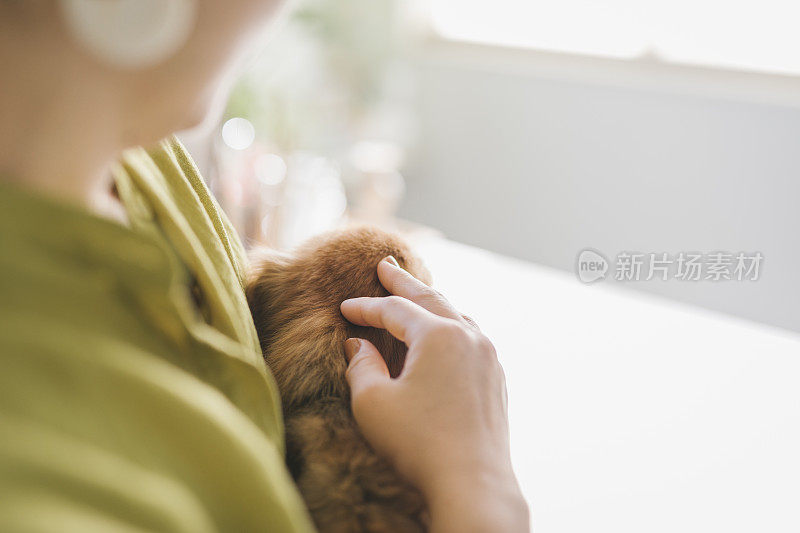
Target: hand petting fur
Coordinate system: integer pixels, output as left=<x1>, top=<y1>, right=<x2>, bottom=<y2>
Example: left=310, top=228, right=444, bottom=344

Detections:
left=246, top=226, right=432, bottom=533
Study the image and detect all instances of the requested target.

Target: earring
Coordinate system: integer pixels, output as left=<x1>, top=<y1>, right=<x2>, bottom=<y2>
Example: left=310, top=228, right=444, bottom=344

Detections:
left=59, top=0, right=197, bottom=69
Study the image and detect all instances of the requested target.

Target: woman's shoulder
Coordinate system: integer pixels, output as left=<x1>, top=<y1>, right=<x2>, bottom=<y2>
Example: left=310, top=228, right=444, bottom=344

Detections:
left=120, top=137, right=249, bottom=287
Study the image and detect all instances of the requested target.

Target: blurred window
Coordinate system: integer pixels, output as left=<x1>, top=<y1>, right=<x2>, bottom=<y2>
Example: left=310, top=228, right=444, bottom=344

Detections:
left=430, top=0, right=800, bottom=75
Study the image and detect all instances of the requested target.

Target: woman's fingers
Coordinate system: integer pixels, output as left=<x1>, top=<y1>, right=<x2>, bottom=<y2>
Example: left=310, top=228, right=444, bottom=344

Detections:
left=341, top=294, right=438, bottom=345
left=377, top=256, right=463, bottom=322
left=344, top=338, right=390, bottom=397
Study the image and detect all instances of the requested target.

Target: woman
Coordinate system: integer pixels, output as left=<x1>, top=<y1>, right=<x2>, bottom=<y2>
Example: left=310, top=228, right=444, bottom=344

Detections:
left=0, top=1, right=528, bottom=531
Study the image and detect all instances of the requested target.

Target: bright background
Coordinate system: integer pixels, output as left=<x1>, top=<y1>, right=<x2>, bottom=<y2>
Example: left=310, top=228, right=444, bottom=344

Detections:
left=184, top=0, right=800, bottom=334
left=431, top=0, right=800, bottom=74
left=180, top=4, right=800, bottom=530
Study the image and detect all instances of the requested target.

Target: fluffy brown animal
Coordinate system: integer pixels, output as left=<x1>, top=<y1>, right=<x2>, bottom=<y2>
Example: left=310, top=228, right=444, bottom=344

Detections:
left=246, top=226, right=432, bottom=533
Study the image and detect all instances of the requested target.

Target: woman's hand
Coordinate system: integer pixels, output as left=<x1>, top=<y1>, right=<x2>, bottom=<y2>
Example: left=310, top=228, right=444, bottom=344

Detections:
left=340, top=256, right=529, bottom=533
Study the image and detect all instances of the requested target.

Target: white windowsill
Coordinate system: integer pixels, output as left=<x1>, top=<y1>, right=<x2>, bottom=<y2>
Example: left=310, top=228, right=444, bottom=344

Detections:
left=417, top=34, right=800, bottom=110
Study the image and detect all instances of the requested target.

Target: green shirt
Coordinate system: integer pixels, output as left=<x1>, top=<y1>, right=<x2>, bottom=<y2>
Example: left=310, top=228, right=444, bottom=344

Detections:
left=0, top=138, right=315, bottom=532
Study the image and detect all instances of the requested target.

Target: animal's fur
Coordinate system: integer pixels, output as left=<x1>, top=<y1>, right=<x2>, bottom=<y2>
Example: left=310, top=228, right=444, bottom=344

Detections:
left=246, top=226, right=431, bottom=532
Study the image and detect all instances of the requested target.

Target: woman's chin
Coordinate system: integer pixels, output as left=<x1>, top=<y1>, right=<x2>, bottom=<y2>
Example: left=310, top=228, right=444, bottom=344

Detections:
left=174, top=87, right=228, bottom=139
left=180, top=106, right=220, bottom=138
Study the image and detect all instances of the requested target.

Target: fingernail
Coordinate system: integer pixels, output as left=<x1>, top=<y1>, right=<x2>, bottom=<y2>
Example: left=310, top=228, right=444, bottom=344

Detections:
left=344, top=338, right=361, bottom=361
left=383, top=255, right=400, bottom=268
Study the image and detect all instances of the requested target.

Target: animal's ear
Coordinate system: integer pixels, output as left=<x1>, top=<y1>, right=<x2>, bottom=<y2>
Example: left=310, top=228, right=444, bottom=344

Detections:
left=247, top=248, right=293, bottom=283
left=406, top=258, right=433, bottom=288
left=245, top=249, right=294, bottom=348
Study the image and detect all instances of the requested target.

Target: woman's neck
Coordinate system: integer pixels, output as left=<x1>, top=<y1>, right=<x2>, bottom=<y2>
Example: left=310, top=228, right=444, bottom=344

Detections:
left=0, top=21, right=127, bottom=223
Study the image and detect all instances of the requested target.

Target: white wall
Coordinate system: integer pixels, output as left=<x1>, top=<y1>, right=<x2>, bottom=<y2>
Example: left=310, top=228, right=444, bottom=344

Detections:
left=401, top=42, right=800, bottom=332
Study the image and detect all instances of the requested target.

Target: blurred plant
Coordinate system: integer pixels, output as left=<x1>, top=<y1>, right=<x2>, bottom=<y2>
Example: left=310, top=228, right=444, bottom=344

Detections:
left=217, top=0, right=415, bottom=248
left=294, top=0, right=399, bottom=107
left=225, top=0, right=404, bottom=155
